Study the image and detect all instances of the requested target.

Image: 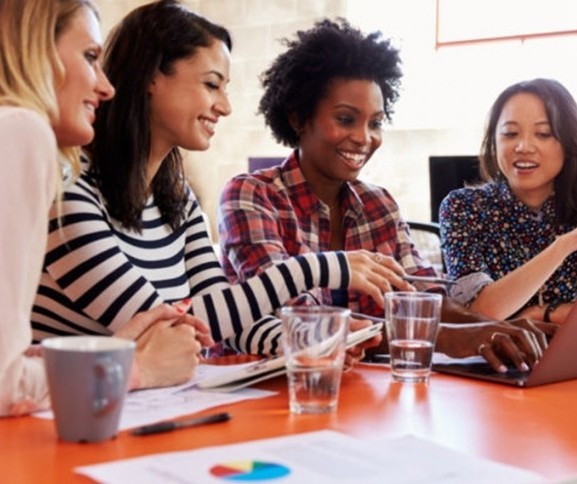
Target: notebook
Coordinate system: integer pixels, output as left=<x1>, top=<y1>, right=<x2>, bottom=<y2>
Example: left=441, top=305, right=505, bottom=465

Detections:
left=196, top=322, right=383, bottom=392
left=432, top=303, right=577, bottom=387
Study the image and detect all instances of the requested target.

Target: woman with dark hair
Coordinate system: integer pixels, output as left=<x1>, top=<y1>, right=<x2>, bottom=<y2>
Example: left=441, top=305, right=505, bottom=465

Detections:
left=32, top=1, right=399, bottom=357
left=0, top=0, right=213, bottom=416
left=89, top=0, right=232, bottom=231
left=440, top=78, right=577, bottom=324
left=219, top=19, right=553, bottom=372
left=221, top=18, right=413, bottom=313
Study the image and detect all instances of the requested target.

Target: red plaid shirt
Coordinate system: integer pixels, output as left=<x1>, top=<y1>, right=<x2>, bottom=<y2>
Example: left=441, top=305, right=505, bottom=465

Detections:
left=218, top=151, right=436, bottom=317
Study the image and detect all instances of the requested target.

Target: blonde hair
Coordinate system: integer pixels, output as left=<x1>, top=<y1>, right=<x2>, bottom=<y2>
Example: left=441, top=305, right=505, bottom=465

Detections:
left=0, top=0, right=98, bottom=180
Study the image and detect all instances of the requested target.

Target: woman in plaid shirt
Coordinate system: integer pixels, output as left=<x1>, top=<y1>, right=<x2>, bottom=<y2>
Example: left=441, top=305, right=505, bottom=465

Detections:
left=218, top=18, right=554, bottom=372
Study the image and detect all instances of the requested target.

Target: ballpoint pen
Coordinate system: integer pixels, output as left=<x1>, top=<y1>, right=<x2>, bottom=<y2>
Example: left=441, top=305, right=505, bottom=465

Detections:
left=402, top=275, right=457, bottom=286
left=350, top=312, right=386, bottom=324
left=131, top=412, right=231, bottom=436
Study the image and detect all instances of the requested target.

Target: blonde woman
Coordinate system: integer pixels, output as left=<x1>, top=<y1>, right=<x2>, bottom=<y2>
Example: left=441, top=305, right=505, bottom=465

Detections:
left=0, top=0, right=211, bottom=417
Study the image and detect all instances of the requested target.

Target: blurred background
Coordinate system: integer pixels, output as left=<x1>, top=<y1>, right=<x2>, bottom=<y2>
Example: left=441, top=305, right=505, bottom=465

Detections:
left=95, top=0, right=577, bottom=239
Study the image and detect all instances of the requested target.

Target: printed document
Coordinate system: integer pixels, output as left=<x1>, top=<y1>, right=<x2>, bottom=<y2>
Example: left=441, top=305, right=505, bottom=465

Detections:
left=76, top=430, right=543, bottom=483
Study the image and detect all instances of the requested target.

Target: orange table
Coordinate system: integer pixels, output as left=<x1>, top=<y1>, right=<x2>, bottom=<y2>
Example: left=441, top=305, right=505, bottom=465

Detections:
left=3, top=364, right=577, bottom=482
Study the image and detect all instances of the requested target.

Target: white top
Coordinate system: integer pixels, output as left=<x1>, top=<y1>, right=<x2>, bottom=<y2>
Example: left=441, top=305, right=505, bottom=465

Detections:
left=0, top=107, right=57, bottom=415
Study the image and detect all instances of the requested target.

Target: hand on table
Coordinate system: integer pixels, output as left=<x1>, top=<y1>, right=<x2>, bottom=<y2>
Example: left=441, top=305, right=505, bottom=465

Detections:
left=9, top=347, right=47, bottom=415
left=115, top=302, right=214, bottom=390
left=437, top=318, right=557, bottom=373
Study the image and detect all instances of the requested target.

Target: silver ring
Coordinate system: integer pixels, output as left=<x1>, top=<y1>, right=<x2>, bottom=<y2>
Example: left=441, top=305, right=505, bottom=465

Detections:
left=490, top=332, right=499, bottom=344
left=477, top=343, right=488, bottom=355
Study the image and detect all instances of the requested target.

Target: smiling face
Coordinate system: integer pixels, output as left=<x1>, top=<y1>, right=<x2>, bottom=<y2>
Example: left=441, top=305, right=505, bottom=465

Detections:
left=53, top=6, right=114, bottom=148
left=297, top=78, right=384, bottom=199
left=496, top=92, right=564, bottom=208
left=148, top=39, right=231, bottom=160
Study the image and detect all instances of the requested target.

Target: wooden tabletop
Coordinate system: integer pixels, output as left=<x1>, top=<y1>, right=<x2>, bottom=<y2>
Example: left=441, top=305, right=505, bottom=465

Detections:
left=3, top=363, right=577, bottom=482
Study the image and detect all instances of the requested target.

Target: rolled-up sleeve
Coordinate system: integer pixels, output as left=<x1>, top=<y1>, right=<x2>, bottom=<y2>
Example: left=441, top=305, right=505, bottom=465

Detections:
left=449, top=272, right=494, bottom=306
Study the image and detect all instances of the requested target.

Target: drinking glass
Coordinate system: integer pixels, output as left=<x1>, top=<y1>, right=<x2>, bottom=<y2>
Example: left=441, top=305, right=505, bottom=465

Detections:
left=280, top=306, right=350, bottom=414
left=385, top=292, right=442, bottom=383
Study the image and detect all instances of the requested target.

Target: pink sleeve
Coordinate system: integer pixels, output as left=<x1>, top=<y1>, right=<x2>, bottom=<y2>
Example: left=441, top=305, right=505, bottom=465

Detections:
left=0, top=108, right=57, bottom=415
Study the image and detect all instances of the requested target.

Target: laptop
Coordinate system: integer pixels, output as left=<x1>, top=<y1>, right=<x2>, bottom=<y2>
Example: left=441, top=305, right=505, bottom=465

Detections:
left=432, top=303, right=577, bottom=387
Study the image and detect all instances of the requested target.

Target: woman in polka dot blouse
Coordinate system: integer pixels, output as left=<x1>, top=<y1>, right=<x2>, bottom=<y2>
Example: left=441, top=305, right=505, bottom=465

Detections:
left=440, top=78, right=577, bottom=324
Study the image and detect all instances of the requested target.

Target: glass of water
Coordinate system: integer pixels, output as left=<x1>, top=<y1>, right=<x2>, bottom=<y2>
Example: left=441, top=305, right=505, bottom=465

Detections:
left=280, top=306, right=350, bottom=414
left=385, top=292, right=442, bottom=384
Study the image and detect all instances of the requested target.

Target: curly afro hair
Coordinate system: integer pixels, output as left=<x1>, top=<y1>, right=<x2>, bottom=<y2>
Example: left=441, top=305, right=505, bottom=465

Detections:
left=258, top=17, right=402, bottom=148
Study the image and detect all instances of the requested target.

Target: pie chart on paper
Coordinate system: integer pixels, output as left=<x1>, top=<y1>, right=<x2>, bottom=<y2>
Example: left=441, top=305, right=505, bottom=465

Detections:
left=209, top=460, right=291, bottom=481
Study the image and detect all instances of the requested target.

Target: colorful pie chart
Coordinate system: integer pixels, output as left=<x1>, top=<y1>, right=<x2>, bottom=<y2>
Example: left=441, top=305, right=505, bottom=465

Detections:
left=209, top=461, right=291, bottom=481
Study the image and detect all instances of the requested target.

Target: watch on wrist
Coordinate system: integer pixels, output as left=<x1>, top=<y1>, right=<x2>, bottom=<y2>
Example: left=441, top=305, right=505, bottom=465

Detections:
left=544, top=302, right=560, bottom=323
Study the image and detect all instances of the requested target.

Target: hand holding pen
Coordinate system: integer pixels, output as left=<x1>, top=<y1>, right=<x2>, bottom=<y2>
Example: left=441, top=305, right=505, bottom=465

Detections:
left=366, top=252, right=456, bottom=299
left=402, top=275, right=457, bottom=287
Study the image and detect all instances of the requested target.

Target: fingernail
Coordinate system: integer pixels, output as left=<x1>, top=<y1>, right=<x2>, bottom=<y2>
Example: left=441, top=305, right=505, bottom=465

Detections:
left=497, top=365, right=507, bottom=373
left=173, top=298, right=192, bottom=313
left=520, top=362, right=530, bottom=372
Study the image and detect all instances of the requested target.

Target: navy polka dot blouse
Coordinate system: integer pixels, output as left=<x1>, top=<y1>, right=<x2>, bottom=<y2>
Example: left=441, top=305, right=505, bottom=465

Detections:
left=439, top=181, right=577, bottom=310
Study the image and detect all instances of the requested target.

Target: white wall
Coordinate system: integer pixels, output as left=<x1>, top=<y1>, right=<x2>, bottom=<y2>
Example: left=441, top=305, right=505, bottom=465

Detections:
left=346, top=0, right=577, bottom=222
left=94, top=0, right=577, bottom=234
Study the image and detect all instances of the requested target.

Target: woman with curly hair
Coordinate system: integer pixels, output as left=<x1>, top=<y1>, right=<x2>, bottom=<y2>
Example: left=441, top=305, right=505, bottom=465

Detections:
left=218, top=18, right=553, bottom=371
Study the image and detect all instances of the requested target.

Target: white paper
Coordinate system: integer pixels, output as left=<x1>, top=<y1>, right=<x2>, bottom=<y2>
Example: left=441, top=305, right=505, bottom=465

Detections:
left=76, top=430, right=544, bottom=484
left=432, top=353, right=487, bottom=365
left=366, top=353, right=488, bottom=367
left=34, top=363, right=277, bottom=430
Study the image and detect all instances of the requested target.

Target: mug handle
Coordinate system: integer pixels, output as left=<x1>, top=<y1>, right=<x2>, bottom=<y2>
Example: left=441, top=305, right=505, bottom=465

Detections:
left=93, top=356, right=125, bottom=416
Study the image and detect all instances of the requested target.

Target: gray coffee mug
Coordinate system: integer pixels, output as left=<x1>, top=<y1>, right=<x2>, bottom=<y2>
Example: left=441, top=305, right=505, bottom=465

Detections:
left=42, top=336, right=135, bottom=443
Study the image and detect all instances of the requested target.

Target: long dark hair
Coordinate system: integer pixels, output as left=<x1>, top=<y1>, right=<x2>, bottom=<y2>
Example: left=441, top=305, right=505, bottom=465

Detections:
left=479, top=78, right=577, bottom=225
left=86, top=0, right=231, bottom=230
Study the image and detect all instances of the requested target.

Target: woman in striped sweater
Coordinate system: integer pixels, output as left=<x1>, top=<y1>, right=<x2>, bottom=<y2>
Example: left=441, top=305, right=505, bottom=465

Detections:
left=31, top=0, right=404, bottom=358
left=1, top=0, right=218, bottom=415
